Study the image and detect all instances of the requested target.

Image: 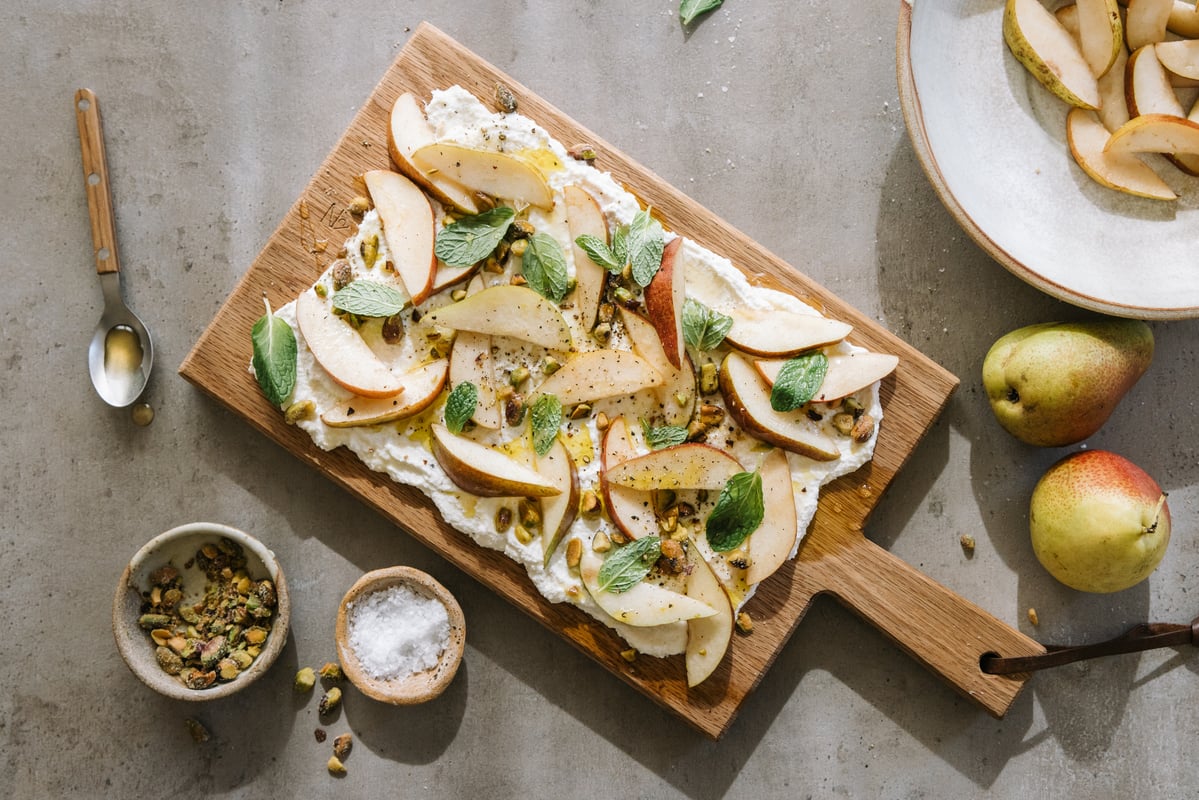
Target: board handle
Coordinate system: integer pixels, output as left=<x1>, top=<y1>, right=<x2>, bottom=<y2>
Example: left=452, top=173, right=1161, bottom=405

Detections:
left=75, top=88, right=121, bottom=276
left=822, top=534, right=1045, bottom=717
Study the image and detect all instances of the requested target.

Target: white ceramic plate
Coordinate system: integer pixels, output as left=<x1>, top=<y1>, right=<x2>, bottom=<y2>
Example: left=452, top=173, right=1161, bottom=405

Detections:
left=898, top=0, right=1199, bottom=319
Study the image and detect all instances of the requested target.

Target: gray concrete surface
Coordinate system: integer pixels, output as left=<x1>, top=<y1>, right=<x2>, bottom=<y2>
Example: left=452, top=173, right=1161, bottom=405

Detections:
left=4, top=1, right=1199, bottom=797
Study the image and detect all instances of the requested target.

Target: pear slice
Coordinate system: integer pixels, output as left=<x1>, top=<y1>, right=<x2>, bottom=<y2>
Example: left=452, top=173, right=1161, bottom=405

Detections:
left=449, top=331, right=501, bottom=429
left=1004, top=0, right=1101, bottom=109
left=295, top=288, right=405, bottom=399
left=536, top=436, right=580, bottom=567
left=1076, top=0, right=1123, bottom=77
left=719, top=351, right=840, bottom=462
left=1155, top=39, right=1199, bottom=81
left=1097, top=44, right=1131, bottom=132
left=618, top=307, right=696, bottom=427
left=603, top=442, right=743, bottom=492
left=387, top=92, right=479, bottom=214
left=1167, top=0, right=1199, bottom=38
left=1067, top=108, right=1178, bottom=200
left=643, top=237, right=686, bottom=370
left=684, top=548, right=734, bottom=687
left=579, top=547, right=717, bottom=627
left=1105, top=112, right=1199, bottom=154
left=429, top=262, right=480, bottom=295
left=1126, top=44, right=1185, bottom=118
left=599, top=416, right=659, bottom=542
left=424, top=285, right=572, bottom=351
left=1126, top=0, right=1173, bottom=50
left=320, top=359, right=449, bottom=427
left=430, top=423, right=561, bottom=498
left=532, top=349, right=662, bottom=406
left=754, top=352, right=900, bottom=404
left=563, top=184, right=608, bottom=332
left=362, top=170, right=437, bottom=306
left=410, top=142, right=554, bottom=210
left=744, top=449, right=801, bottom=585
left=724, top=308, right=852, bottom=358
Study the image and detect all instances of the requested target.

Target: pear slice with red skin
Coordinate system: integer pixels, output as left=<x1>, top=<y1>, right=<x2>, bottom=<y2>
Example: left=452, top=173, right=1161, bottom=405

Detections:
left=563, top=185, right=608, bottom=332
left=1066, top=108, right=1178, bottom=200
left=424, top=284, right=572, bottom=351
left=449, top=331, right=501, bottom=429
left=754, top=352, right=900, bottom=404
left=320, top=359, right=449, bottom=427
left=532, top=349, right=662, bottom=406
left=744, top=449, right=800, bottom=585
left=536, top=437, right=580, bottom=567
left=363, top=170, right=437, bottom=305
left=724, top=307, right=852, bottom=358
left=430, top=423, right=560, bottom=498
left=720, top=351, right=840, bottom=461
left=685, top=547, right=734, bottom=687
left=387, top=92, right=479, bottom=214
left=295, top=288, right=405, bottom=399
left=643, top=237, right=686, bottom=370
left=410, top=142, right=554, bottom=210
left=604, top=442, right=743, bottom=492
left=579, top=547, right=717, bottom=627
left=600, top=416, right=659, bottom=542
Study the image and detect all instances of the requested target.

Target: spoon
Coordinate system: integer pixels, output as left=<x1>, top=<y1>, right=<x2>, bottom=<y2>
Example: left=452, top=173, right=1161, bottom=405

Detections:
left=75, top=88, right=153, bottom=407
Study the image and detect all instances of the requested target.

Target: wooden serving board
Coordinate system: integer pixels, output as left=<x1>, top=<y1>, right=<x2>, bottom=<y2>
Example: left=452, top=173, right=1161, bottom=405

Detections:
left=180, top=23, right=1044, bottom=739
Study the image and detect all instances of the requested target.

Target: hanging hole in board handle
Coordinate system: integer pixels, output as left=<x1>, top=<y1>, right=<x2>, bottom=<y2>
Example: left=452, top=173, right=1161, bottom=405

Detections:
left=77, top=97, right=90, bottom=111
left=88, top=173, right=101, bottom=186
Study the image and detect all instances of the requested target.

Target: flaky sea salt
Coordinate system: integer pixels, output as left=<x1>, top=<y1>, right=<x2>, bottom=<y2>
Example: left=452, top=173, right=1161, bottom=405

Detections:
left=347, top=584, right=450, bottom=681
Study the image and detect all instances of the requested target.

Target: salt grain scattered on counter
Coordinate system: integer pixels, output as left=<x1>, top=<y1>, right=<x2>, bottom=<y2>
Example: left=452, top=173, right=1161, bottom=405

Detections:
left=347, top=584, right=450, bottom=680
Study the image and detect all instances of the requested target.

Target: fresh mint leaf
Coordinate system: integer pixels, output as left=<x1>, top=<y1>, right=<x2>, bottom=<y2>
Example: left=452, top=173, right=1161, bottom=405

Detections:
left=522, top=232, right=570, bottom=303
left=769, top=352, right=829, bottom=412
left=681, top=298, right=733, bottom=351
left=444, top=381, right=478, bottom=434
left=612, top=224, right=629, bottom=266
left=627, top=210, right=665, bottom=287
left=331, top=280, right=408, bottom=318
left=251, top=298, right=298, bottom=407
left=705, top=470, right=764, bottom=552
left=680, top=0, right=724, bottom=26
left=434, top=206, right=516, bottom=267
left=530, top=394, right=563, bottom=456
left=597, top=536, right=663, bottom=593
left=642, top=421, right=689, bottom=450
left=574, top=234, right=623, bottom=274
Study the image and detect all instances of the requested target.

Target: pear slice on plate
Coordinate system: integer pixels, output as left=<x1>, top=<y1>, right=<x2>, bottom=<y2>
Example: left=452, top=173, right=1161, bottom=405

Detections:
left=1067, top=108, right=1178, bottom=200
left=1004, top=0, right=1101, bottom=108
left=684, top=548, right=734, bottom=687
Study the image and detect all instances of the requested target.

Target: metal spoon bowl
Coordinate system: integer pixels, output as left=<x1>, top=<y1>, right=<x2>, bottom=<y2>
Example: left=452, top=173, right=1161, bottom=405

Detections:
left=76, top=88, right=153, bottom=407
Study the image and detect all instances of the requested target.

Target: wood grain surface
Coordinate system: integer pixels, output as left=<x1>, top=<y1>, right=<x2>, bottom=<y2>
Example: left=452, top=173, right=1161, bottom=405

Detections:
left=180, top=23, right=1045, bottom=739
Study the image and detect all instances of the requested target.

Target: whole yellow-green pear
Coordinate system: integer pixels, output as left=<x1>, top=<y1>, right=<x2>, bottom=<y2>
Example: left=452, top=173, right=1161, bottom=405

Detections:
left=982, top=318, right=1153, bottom=447
left=1029, top=450, right=1170, bottom=593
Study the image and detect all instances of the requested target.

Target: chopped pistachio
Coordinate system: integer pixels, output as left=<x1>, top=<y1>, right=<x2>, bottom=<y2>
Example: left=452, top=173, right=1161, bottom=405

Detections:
left=494, top=82, right=518, bottom=113
left=541, top=356, right=562, bottom=376
left=736, top=611, right=754, bottom=634
left=294, top=667, right=317, bottom=693
left=509, top=366, right=531, bottom=388
left=851, top=415, right=876, bottom=443
left=594, top=412, right=610, bottom=431
left=1028, top=608, right=1040, bottom=626
left=318, top=686, right=343, bottom=716
left=619, top=648, right=638, bottom=663
left=566, top=538, right=583, bottom=570
left=567, top=143, right=598, bottom=164
left=347, top=195, right=370, bottom=217
left=360, top=234, right=380, bottom=269
left=699, top=362, right=719, bottom=395
left=327, top=755, right=347, bottom=776
left=831, top=412, right=855, bottom=436
left=509, top=238, right=528, bottom=258
left=319, top=662, right=344, bottom=683
left=333, top=733, right=353, bottom=760
left=579, top=489, right=601, bottom=517
left=451, top=288, right=468, bottom=302
left=495, top=506, right=513, bottom=533
left=960, top=534, right=976, bottom=556
left=591, top=323, right=612, bottom=344
left=184, top=717, right=211, bottom=743
left=513, top=524, right=534, bottom=545
left=592, top=531, right=612, bottom=553
left=285, top=400, right=315, bottom=425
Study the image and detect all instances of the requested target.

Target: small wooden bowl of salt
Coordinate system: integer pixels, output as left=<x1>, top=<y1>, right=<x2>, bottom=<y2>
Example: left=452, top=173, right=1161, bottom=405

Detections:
left=335, top=567, right=465, bottom=704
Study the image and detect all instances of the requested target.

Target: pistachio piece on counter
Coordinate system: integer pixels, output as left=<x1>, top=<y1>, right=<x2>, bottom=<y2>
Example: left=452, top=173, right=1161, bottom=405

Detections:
left=294, top=667, right=317, bottom=693
left=318, top=686, right=343, bottom=717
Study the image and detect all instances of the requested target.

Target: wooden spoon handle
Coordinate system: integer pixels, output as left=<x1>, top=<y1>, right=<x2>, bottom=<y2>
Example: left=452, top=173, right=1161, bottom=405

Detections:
left=819, top=534, right=1045, bottom=717
left=74, top=88, right=121, bottom=276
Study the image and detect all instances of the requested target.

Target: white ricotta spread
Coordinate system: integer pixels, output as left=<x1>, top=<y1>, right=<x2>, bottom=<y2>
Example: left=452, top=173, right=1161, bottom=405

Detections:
left=272, top=86, right=882, bottom=658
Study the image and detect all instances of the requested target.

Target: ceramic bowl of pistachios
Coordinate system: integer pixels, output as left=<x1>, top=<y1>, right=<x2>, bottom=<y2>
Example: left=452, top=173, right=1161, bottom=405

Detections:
left=113, top=522, right=291, bottom=701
